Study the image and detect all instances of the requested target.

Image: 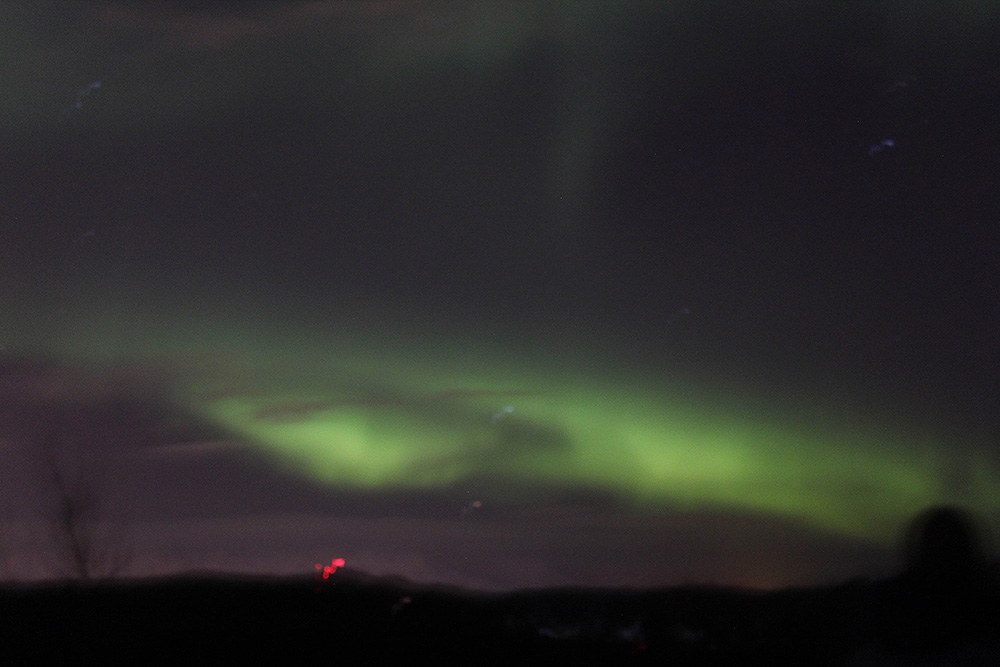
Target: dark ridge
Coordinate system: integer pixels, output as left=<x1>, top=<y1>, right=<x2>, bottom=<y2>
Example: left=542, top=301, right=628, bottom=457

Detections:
left=2, top=556, right=997, bottom=665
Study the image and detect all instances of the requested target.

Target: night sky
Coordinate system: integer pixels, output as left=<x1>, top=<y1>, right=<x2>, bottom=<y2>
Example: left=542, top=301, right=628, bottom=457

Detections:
left=1, top=1, right=998, bottom=591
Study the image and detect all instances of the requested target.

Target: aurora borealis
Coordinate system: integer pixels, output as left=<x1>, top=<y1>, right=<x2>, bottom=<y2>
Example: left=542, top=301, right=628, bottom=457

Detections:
left=185, top=332, right=996, bottom=546
left=2, top=1, right=999, bottom=591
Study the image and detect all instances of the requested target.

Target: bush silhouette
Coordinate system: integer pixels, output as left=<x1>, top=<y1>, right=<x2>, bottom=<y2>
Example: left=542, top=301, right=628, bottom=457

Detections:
left=903, top=505, right=982, bottom=592
left=891, top=505, right=990, bottom=653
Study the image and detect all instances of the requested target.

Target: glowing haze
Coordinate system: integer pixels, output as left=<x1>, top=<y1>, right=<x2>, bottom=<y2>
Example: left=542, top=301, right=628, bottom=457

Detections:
left=21, top=301, right=1000, bottom=556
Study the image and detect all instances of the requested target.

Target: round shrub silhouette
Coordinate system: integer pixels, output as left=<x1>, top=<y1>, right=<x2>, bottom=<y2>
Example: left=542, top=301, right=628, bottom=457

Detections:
left=903, top=506, right=981, bottom=590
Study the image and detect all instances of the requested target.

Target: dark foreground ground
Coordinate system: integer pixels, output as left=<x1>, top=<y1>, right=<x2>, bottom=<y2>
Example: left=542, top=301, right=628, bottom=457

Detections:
left=1, top=562, right=997, bottom=666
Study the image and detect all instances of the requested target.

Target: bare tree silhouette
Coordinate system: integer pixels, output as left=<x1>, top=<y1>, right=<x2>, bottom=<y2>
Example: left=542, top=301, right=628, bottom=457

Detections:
left=40, top=423, right=132, bottom=582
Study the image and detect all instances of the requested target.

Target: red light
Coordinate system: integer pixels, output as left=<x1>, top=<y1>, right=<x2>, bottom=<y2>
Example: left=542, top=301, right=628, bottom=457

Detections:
left=316, top=558, right=346, bottom=579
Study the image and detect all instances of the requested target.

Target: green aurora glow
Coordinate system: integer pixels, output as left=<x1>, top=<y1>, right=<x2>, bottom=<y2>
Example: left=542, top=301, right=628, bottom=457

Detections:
left=137, top=324, right=999, bottom=549
left=18, top=306, right=1000, bottom=551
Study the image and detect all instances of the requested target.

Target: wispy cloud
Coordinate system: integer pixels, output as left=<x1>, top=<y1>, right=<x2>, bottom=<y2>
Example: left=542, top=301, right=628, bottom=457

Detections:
left=93, top=1, right=421, bottom=52
left=139, top=439, right=243, bottom=459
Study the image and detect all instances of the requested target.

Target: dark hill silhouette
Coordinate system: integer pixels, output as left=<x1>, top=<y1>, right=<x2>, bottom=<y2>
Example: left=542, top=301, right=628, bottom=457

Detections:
left=1, top=507, right=996, bottom=664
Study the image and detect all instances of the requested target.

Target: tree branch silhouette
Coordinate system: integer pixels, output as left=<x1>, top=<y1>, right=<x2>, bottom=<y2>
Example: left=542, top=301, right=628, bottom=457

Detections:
left=40, top=423, right=131, bottom=582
